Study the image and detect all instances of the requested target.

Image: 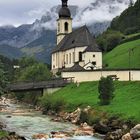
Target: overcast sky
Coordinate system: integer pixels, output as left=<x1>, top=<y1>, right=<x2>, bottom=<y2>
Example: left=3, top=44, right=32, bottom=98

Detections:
left=0, top=0, right=94, bottom=27
left=0, top=0, right=136, bottom=27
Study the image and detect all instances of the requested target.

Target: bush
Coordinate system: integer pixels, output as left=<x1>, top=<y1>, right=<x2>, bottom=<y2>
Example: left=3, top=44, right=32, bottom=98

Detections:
left=40, top=94, right=66, bottom=113
left=98, top=76, right=115, bottom=105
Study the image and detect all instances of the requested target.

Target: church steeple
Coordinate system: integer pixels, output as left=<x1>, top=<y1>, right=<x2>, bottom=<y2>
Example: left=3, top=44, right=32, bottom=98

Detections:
left=62, top=0, right=68, bottom=7
left=59, top=0, right=71, bottom=18
left=57, top=0, right=72, bottom=45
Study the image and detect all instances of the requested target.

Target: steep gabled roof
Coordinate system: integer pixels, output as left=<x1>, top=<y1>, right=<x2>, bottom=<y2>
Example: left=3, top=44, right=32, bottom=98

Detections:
left=52, top=25, right=101, bottom=53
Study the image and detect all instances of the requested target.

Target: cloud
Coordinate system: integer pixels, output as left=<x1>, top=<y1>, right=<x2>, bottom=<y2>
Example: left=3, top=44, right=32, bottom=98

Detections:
left=0, top=0, right=137, bottom=27
left=33, top=0, right=136, bottom=31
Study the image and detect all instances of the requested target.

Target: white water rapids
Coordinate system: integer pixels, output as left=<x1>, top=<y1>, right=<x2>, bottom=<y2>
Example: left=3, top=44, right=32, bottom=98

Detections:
left=0, top=98, right=101, bottom=140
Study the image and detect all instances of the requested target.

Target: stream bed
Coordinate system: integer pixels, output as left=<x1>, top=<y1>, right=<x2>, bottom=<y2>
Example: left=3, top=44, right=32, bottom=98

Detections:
left=0, top=99, right=101, bottom=140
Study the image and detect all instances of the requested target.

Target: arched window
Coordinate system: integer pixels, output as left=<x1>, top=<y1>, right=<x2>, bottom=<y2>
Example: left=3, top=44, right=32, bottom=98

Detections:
left=64, top=22, right=68, bottom=32
left=79, top=52, right=82, bottom=62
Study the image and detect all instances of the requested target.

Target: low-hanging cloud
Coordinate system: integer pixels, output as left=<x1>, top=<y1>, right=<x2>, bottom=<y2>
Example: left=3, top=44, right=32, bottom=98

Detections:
left=0, top=0, right=137, bottom=27
left=33, top=0, right=136, bottom=31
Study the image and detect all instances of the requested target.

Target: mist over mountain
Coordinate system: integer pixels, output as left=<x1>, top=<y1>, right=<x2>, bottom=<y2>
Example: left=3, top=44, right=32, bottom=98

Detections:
left=0, top=0, right=136, bottom=63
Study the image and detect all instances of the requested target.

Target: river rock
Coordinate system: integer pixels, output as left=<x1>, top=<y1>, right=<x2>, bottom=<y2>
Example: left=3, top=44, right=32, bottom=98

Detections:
left=94, top=120, right=111, bottom=134
left=122, top=133, right=132, bottom=140
left=51, top=131, right=72, bottom=138
left=74, top=122, right=94, bottom=136
left=130, top=124, right=140, bottom=139
left=62, top=108, right=82, bottom=124
left=32, top=134, right=49, bottom=139
left=105, top=129, right=123, bottom=140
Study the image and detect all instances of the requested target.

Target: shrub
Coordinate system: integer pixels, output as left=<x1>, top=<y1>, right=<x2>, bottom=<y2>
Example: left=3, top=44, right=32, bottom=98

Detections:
left=98, top=76, right=115, bottom=105
left=40, top=94, right=66, bottom=113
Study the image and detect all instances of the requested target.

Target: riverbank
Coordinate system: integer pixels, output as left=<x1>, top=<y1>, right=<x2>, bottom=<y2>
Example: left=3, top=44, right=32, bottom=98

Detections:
left=39, top=81, right=140, bottom=139
left=40, top=81, right=140, bottom=122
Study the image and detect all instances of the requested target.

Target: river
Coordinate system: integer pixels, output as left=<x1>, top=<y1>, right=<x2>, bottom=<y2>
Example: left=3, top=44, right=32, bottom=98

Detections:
left=0, top=99, right=101, bottom=140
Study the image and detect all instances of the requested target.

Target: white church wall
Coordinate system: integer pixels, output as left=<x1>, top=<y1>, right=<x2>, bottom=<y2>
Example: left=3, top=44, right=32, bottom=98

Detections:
left=61, top=70, right=140, bottom=82
left=83, top=52, right=102, bottom=69
left=64, top=46, right=87, bottom=68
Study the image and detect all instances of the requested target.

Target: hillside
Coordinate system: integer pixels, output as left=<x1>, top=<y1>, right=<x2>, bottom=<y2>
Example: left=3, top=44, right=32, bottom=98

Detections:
left=21, top=31, right=55, bottom=64
left=110, top=0, right=140, bottom=34
left=103, top=39, right=140, bottom=69
left=42, top=81, right=140, bottom=122
left=0, top=44, right=23, bottom=59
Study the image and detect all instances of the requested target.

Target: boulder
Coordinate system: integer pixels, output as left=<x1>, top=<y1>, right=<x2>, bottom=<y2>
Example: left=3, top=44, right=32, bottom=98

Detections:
left=94, top=120, right=111, bottom=134
left=32, top=133, right=49, bottom=139
left=122, top=133, right=132, bottom=140
left=105, top=129, right=123, bottom=140
left=74, top=122, right=94, bottom=136
left=130, top=124, right=140, bottom=139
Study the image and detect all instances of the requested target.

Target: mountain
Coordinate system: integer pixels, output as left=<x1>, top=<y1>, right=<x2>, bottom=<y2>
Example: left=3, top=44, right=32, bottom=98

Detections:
left=21, top=30, right=55, bottom=64
left=0, top=44, right=23, bottom=59
left=0, top=0, right=135, bottom=63
left=110, top=0, right=140, bottom=34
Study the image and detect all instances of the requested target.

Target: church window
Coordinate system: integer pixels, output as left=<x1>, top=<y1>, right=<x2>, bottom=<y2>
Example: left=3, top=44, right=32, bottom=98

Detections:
left=73, top=52, right=75, bottom=62
left=69, top=53, right=71, bottom=64
left=66, top=54, right=68, bottom=64
left=64, top=22, right=68, bottom=32
left=93, top=54, right=95, bottom=57
left=72, top=40, right=75, bottom=44
left=79, top=52, right=82, bottom=62
left=92, top=61, right=96, bottom=65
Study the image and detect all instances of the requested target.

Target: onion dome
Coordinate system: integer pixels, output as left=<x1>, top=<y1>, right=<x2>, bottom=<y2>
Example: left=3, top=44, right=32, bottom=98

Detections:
left=59, top=0, right=71, bottom=18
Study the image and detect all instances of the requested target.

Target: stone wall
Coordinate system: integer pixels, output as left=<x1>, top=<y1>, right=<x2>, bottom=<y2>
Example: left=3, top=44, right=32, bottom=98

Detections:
left=61, top=70, right=140, bottom=82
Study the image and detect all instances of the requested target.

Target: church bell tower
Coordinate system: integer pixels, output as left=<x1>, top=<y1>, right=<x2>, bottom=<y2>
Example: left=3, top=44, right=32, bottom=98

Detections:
left=57, top=0, right=72, bottom=45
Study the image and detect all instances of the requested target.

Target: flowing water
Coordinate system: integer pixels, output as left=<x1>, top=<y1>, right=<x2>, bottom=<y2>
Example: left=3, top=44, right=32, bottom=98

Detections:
left=0, top=99, right=101, bottom=140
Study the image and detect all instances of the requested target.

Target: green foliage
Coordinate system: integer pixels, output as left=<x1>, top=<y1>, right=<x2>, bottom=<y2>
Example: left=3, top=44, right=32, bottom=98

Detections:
left=18, top=63, right=51, bottom=82
left=0, top=61, right=8, bottom=97
left=19, top=57, right=38, bottom=69
left=14, top=91, right=42, bottom=104
left=40, top=94, right=66, bottom=113
left=103, top=39, right=140, bottom=69
left=0, top=55, right=17, bottom=82
left=97, top=30, right=123, bottom=52
left=98, top=77, right=115, bottom=105
left=15, top=57, right=52, bottom=82
left=110, top=0, right=140, bottom=34
left=0, top=130, right=8, bottom=138
left=47, top=81, right=140, bottom=122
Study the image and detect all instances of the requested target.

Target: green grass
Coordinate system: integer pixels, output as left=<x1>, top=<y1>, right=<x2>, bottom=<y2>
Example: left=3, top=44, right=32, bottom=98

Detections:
left=103, top=39, right=140, bottom=68
left=0, top=130, right=8, bottom=138
left=125, top=32, right=140, bottom=39
left=46, top=81, right=140, bottom=122
left=21, top=46, right=44, bottom=55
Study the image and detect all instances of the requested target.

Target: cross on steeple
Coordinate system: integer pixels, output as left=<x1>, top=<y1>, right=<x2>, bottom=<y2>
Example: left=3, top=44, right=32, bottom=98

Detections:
left=62, top=0, right=68, bottom=7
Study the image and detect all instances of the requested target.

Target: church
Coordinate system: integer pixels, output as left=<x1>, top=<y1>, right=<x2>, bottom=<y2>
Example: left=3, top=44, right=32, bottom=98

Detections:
left=51, top=0, right=102, bottom=74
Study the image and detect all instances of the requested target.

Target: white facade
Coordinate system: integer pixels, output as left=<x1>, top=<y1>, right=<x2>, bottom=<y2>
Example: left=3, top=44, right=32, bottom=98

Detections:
left=51, top=47, right=102, bottom=72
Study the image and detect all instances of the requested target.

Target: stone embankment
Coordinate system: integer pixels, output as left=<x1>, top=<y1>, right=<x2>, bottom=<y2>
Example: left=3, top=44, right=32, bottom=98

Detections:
left=48, top=106, right=140, bottom=140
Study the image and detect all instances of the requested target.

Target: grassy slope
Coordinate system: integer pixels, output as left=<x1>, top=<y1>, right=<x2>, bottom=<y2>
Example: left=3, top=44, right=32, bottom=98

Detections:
left=103, top=39, right=140, bottom=68
left=50, top=81, right=140, bottom=122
